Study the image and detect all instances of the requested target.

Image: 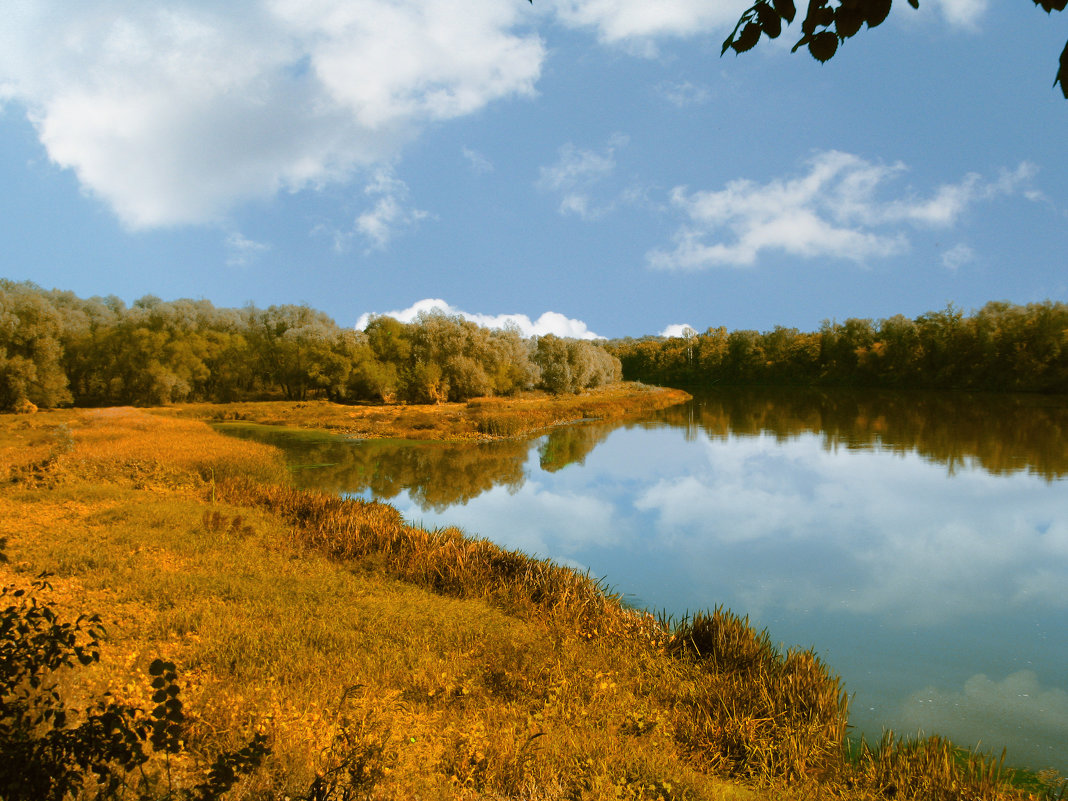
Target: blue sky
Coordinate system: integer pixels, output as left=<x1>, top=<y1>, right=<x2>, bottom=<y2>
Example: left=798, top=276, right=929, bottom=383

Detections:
left=1, top=0, right=1066, bottom=339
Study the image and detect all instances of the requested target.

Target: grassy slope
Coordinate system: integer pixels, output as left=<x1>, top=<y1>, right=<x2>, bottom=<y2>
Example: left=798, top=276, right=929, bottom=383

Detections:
left=1, top=391, right=1049, bottom=800
left=2, top=399, right=756, bottom=800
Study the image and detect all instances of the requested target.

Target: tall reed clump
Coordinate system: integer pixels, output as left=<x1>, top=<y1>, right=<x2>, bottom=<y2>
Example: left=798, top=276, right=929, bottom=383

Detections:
left=666, top=608, right=849, bottom=783
left=850, top=731, right=1009, bottom=801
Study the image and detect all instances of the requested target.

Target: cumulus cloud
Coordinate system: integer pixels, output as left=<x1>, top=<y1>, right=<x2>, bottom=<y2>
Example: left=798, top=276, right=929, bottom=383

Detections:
left=354, top=298, right=604, bottom=339
left=660, top=323, right=697, bottom=338
left=647, top=152, right=1038, bottom=270
left=0, top=0, right=543, bottom=228
left=537, top=134, right=630, bottom=220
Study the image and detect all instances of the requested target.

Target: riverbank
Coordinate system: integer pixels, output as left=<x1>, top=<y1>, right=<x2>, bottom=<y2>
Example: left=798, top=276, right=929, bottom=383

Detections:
left=1, top=405, right=1055, bottom=800
left=162, top=382, right=693, bottom=441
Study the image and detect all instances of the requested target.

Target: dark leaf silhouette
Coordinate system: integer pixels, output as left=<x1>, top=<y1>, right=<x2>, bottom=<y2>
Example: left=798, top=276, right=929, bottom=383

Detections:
left=809, top=30, right=839, bottom=61
left=864, top=0, right=893, bottom=27
left=720, top=0, right=1068, bottom=98
left=834, top=5, right=865, bottom=38
left=773, top=0, right=797, bottom=23
left=757, top=2, right=783, bottom=37
left=733, top=21, right=764, bottom=52
left=1056, top=39, right=1068, bottom=97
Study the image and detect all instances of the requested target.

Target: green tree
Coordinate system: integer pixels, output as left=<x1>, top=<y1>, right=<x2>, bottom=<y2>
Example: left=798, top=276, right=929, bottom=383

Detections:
left=532, top=335, right=621, bottom=394
left=247, top=305, right=350, bottom=401
left=0, top=280, right=72, bottom=410
left=723, top=0, right=1068, bottom=98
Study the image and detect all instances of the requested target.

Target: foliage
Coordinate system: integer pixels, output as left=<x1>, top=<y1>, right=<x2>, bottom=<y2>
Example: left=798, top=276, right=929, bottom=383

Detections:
left=0, top=279, right=73, bottom=410
left=532, top=333, right=622, bottom=394
left=609, top=300, right=1068, bottom=394
left=0, top=567, right=268, bottom=800
left=0, top=282, right=622, bottom=409
left=722, top=0, right=1068, bottom=98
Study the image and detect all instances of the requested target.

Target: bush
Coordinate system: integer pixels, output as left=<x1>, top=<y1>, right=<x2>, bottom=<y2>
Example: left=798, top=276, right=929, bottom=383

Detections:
left=0, top=542, right=268, bottom=801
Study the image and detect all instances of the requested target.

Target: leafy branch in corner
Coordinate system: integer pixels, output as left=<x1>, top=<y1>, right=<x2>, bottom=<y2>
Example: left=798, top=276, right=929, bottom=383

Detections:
left=721, top=0, right=1068, bottom=98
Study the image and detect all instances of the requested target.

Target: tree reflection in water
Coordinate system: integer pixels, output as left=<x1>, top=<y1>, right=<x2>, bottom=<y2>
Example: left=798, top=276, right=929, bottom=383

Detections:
left=650, top=387, right=1068, bottom=481
left=219, top=388, right=1068, bottom=517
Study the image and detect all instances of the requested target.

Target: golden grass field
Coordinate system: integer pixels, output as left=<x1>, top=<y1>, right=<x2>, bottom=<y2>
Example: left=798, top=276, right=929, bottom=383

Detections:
left=1, top=387, right=1059, bottom=800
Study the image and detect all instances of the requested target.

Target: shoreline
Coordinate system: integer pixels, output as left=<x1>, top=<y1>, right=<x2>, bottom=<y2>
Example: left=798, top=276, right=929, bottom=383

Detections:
left=158, top=381, right=692, bottom=442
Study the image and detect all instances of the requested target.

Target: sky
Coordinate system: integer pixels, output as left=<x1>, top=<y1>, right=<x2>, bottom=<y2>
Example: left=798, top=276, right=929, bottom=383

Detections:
left=1, top=0, right=1066, bottom=340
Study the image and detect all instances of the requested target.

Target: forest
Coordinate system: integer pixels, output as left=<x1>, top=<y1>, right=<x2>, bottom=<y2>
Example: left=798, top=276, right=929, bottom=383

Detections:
left=0, top=280, right=621, bottom=410
left=608, top=300, right=1068, bottom=394
left=5, top=280, right=1067, bottom=412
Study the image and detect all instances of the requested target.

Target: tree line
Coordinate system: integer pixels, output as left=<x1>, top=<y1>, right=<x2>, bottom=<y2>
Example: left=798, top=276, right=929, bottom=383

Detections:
left=608, top=300, right=1068, bottom=393
left=0, top=280, right=621, bottom=410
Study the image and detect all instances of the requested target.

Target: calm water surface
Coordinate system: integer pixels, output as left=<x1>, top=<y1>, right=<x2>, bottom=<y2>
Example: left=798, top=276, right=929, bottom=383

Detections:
left=219, top=388, right=1068, bottom=773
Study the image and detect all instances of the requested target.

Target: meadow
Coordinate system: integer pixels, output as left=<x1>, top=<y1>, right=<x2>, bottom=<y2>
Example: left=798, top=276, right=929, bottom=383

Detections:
left=1, top=391, right=1061, bottom=800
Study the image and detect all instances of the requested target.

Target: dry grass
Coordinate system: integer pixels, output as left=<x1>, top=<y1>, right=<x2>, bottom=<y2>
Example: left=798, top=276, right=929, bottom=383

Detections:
left=0, top=406, right=1055, bottom=800
left=161, top=382, right=692, bottom=442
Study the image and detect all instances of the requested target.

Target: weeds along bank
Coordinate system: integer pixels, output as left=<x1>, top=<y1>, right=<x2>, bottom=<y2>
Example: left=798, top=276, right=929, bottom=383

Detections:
left=1, top=407, right=1055, bottom=800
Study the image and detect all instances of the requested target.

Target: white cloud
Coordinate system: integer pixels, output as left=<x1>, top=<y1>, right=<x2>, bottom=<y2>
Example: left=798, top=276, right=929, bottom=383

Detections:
left=354, top=168, right=429, bottom=251
left=537, top=134, right=629, bottom=220
left=550, top=0, right=739, bottom=49
left=0, top=0, right=543, bottom=228
left=647, top=151, right=1039, bottom=270
left=224, top=231, right=270, bottom=266
left=659, top=323, right=697, bottom=338
left=930, top=0, right=988, bottom=29
left=355, top=298, right=604, bottom=339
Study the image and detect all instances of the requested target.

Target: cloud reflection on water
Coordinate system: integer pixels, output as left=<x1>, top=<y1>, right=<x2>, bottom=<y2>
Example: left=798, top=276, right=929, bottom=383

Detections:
left=627, top=433, right=1068, bottom=626
left=898, top=671, right=1068, bottom=770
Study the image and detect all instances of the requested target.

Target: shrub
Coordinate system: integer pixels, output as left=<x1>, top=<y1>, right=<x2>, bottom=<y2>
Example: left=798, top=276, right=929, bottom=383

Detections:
left=0, top=547, right=268, bottom=801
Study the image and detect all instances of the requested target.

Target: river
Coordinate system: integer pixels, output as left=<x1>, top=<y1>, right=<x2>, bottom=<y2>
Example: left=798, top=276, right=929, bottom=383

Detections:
left=216, top=387, right=1068, bottom=774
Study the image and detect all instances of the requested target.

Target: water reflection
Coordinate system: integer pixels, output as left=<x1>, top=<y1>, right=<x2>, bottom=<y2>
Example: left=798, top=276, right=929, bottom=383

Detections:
left=217, top=421, right=619, bottom=510
left=654, top=387, right=1068, bottom=481
left=898, top=671, right=1068, bottom=767
left=217, top=388, right=1068, bottom=772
